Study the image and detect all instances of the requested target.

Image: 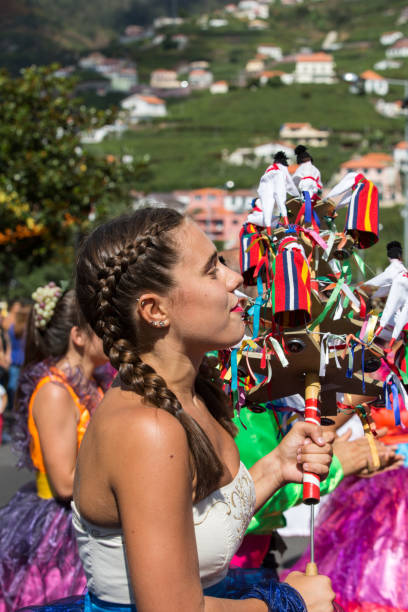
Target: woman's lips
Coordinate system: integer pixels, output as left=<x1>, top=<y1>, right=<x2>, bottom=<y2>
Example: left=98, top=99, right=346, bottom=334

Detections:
left=230, top=304, right=244, bottom=313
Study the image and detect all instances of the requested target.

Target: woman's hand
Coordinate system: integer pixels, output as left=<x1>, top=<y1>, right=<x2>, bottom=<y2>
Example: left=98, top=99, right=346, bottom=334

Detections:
left=333, top=428, right=404, bottom=477
left=285, top=571, right=335, bottom=612
left=275, top=421, right=334, bottom=486
left=250, top=421, right=334, bottom=512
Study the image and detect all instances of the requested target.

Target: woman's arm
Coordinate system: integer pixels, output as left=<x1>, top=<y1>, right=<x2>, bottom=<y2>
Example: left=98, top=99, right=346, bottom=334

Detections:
left=32, top=382, right=79, bottom=500
left=249, top=421, right=334, bottom=513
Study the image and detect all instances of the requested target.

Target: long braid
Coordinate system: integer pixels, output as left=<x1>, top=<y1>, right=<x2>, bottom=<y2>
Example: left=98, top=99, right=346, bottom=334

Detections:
left=77, top=208, right=234, bottom=501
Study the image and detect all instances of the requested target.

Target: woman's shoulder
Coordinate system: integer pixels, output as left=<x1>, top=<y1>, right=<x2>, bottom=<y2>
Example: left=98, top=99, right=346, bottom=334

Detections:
left=93, top=388, right=191, bottom=464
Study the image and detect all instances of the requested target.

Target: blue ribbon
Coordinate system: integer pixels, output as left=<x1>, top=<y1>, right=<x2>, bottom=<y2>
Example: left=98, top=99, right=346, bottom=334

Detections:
left=231, top=348, right=238, bottom=392
left=252, top=275, right=264, bottom=339
left=303, top=191, right=320, bottom=228
left=384, top=379, right=401, bottom=427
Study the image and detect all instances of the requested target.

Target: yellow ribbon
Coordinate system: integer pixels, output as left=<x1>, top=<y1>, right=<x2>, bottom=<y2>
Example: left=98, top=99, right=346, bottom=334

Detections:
left=36, top=472, right=54, bottom=499
left=224, top=339, right=259, bottom=382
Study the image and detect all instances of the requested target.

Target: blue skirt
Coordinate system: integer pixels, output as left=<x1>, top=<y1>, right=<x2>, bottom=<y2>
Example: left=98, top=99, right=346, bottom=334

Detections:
left=18, top=568, right=289, bottom=611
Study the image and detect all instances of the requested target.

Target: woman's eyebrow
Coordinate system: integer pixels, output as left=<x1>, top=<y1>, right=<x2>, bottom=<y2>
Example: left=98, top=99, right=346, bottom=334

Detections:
left=201, top=251, right=218, bottom=274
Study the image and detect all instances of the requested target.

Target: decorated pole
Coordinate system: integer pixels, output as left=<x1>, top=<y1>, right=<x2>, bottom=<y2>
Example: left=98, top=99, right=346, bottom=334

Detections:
left=303, top=371, right=321, bottom=577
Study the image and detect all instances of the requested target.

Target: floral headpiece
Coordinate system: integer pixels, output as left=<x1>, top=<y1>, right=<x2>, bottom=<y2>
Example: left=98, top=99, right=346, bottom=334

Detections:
left=32, top=282, right=64, bottom=330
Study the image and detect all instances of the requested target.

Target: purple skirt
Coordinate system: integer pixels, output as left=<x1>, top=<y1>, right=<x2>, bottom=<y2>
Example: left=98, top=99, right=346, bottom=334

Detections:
left=0, top=482, right=86, bottom=612
left=287, top=467, right=408, bottom=612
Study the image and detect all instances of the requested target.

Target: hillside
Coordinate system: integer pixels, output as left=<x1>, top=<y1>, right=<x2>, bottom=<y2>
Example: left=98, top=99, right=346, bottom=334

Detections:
left=0, top=0, right=222, bottom=73
left=2, top=0, right=408, bottom=76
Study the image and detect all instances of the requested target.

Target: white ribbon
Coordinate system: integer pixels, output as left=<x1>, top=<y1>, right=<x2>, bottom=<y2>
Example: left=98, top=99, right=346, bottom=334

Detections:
left=319, top=333, right=344, bottom=377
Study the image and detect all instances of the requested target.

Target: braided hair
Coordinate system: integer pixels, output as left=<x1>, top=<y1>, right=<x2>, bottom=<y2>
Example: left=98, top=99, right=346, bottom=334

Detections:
left=76, top=207, right=236, bottom=501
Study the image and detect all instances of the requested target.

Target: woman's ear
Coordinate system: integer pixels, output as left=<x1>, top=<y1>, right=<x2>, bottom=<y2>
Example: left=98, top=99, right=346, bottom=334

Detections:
left=70, top=326, right=86, bottom=349
left=136, top=293, right=169, bottom=328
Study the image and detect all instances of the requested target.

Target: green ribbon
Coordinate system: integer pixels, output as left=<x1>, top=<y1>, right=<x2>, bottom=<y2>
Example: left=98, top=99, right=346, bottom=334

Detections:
left=309, top=278, right=344, bottom=331
left=353, top=252, right=366, bottom=277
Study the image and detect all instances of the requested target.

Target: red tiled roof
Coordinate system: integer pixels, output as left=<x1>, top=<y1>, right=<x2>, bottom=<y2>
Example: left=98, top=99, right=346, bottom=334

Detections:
left=392, top=38, right=408, bottom=48
left=360, top=70, right=385, bottom=80
left=341, top=153, right=393, bottom=170
left=138, top=96, right=165, bottom=105
left=395, top=141, right=408, bottom=149
left=261, top=70, right=284, bottom=77
left=296, top=53, right=333, bottom=62
left=283, top=122, right=310, bottom=129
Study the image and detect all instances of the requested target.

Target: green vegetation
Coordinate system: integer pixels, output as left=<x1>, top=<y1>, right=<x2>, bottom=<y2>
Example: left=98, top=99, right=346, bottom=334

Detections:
left=0, top=65, right=151, bottom=297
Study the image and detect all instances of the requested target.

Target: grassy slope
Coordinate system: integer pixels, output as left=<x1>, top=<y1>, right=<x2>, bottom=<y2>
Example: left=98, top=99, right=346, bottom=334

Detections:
left=89, top=82, right=405, bottom=192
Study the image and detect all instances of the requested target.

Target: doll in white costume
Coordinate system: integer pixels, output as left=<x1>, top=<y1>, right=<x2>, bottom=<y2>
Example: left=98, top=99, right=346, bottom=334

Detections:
left=247, top=151, right=299, bottom=233
left=292, top=145, right=322, bottom=200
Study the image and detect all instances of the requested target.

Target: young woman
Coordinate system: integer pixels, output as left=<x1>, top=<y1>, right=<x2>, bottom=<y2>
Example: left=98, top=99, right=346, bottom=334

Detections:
left=25, top=208, right=336, bottom=612
left=0, top=285, right=108, bottom=611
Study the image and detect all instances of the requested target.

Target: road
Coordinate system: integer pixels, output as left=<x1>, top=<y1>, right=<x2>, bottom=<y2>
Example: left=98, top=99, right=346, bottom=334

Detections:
left=0, top=442, right=33, bottom=505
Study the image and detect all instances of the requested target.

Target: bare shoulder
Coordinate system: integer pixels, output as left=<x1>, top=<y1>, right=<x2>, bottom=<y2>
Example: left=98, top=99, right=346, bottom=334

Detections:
left=91, top=387, right=191, bottom=476
left=32, top=380, right=77, bottom=418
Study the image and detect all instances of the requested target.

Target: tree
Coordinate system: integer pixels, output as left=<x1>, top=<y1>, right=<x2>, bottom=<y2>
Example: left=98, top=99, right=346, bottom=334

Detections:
left=0, top=64, right=151, bottom=297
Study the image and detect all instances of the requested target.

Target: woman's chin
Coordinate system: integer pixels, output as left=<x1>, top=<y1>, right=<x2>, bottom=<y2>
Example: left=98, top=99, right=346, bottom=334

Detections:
left=215, top=326, right=246, bottom=351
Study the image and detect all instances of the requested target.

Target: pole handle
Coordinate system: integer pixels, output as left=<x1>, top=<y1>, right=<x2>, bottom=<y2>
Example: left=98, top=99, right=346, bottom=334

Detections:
left=305, top=562, right=318, bottom=576
left=303, top=372, right=321, bottom=504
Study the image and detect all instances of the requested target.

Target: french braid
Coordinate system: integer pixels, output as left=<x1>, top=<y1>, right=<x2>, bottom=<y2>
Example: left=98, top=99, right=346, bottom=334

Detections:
left=76, top=207, right=235, bottom=501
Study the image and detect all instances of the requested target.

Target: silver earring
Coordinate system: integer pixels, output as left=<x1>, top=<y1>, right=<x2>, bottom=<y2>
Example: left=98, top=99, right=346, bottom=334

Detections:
left=159, top=321, right=165, bottom=327
left=150, top=321, right=158, bottom=327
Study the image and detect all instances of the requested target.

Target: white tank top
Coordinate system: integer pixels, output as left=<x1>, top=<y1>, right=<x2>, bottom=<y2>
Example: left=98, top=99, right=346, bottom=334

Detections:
left=72, top=462, right=255, bottom=604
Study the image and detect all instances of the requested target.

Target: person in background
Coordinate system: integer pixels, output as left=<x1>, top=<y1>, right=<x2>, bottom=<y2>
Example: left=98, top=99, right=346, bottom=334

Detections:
left=0, top=284, right=108, bottom=611
left=360, top=240, right=406, bottom=299
left=0, top=384, right=7, bottom=444
left=6, top=299, right=31, bottom=410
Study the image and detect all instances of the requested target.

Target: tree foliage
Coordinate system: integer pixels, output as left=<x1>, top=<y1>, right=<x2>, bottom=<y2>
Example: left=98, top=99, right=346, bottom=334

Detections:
left=0, top=64, right=151, bottom=297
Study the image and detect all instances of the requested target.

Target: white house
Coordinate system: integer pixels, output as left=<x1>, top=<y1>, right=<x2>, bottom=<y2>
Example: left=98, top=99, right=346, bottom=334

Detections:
left=380, top=31, right=403, bottom=46
left=209, top=18, right=228, bottom=27
left=225, top=142, right=294, bottom=166
left=153, top=16, right=184, bottom=28
left=253, top=142, right=294, bottom=161
left=294, top=52, right=335, bottom=84
left=249, top=19, right=268, bottom=30
left=189, top=60, right=210, bottom=70
left=375, top=99, right=406, bottom=119
left=394, top=141, right=408, bottom=174
left=78, top=53, right=107, bottom=70
left=237, top=0, right=269, bottom=20
left=374, top=59, right=402, bottom=70
left=257, top=44, right=282, bottom=61
left=245, top=58, right=265, bottom=74
left=386, top=38, right=408, bottom=58
left=189, top=69, right=214, bottom=89
left=110, top=67, right=138, bottom=92
left=80, top=122, right=127, bottom=144
left=150, top=69, right=180, bottom=89
left=121, top=94, right=167, bottom=121
left=279, top=122, right=329, bottom=147
left=360, top=70, right=389, bottom=96
left=210, top=81, right=229, bottom=94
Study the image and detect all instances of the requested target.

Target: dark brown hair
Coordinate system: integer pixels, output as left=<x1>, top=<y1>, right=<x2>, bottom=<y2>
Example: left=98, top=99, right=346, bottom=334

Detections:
left=76, top=207, right=236, bottom=501
left=24, top=289, right=85, bottom=366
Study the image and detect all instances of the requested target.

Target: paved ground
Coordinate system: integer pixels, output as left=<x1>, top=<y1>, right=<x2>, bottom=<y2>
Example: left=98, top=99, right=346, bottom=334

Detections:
left=0, top=442, right=33, bottom=504
left=0, top=440, right=309, bottom=571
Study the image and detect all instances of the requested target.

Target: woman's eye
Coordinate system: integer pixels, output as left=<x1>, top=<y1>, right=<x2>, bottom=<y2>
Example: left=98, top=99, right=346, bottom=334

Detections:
left=209, top=267, right=218, bottom=278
